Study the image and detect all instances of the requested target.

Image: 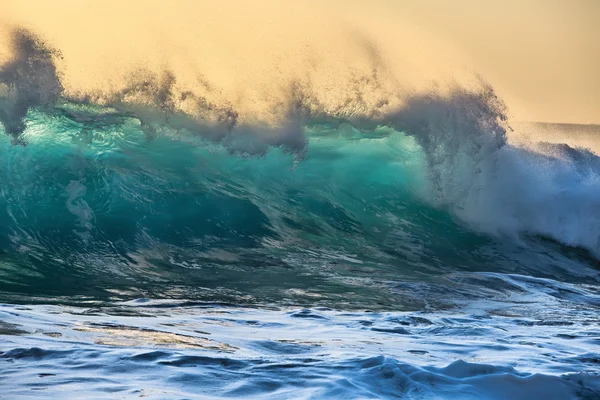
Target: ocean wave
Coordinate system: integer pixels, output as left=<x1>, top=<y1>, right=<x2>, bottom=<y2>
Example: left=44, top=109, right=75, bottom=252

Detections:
left=0, top=28, right=599, bottom=305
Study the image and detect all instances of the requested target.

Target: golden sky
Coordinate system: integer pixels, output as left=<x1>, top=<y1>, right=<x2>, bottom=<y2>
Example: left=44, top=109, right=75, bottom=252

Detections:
left=1, top=0, right=598, bottom=124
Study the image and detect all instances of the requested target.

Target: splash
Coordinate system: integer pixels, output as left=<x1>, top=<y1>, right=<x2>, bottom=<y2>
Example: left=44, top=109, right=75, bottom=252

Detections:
left=0, top=29, right=63, bottom=141
left=378, top=88, right=600, bottom=256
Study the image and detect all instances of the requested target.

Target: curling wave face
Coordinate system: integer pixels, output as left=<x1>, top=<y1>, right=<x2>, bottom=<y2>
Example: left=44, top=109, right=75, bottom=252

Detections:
left=0, top=97, right=599, bottom=307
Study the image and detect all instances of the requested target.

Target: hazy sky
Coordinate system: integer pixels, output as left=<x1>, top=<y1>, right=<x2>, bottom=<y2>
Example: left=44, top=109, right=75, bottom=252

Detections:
left=1, top=0, right=598, bottom=124
left=382, top=0, right=600, bottom=124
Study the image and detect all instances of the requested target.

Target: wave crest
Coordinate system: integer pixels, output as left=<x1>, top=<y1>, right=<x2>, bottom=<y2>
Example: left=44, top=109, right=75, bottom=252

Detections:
left=0, top=28, right=599, bottom=261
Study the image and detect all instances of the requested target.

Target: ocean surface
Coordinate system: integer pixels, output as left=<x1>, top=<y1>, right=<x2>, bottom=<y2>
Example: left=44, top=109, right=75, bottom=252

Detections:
left=0, top=30, right=599, bottom=399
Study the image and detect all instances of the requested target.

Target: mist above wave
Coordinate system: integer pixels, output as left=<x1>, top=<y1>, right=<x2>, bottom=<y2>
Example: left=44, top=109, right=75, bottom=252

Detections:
left=0, top=28, right=599, bottom=261
left=0, top=29, right=63, bottom=141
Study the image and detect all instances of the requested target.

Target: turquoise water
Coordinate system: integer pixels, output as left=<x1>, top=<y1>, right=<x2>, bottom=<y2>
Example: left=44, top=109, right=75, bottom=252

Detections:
left=1, top=103, right=597, bottom=306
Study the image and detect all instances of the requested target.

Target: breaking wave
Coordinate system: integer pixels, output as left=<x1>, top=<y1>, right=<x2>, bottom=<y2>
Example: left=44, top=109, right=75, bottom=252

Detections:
left=0, top=29, right=598, bottom=305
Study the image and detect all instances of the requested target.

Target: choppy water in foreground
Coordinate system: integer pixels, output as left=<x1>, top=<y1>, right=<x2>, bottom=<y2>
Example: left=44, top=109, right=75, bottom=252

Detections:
left=1, top=299, right=599, bottom=399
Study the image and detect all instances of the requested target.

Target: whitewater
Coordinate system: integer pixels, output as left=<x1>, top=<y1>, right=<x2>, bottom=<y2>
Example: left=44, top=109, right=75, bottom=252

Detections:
left=0, top=29, right=599, bottom=399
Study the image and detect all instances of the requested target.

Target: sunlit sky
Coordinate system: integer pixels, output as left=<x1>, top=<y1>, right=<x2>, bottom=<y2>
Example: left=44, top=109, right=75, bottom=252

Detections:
left=1, top=0, right=598, bottom=124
